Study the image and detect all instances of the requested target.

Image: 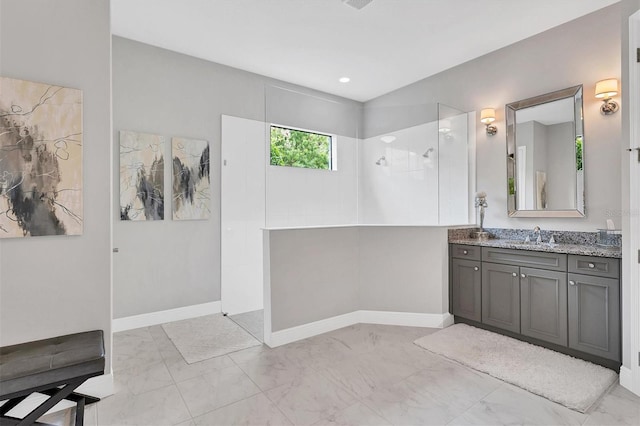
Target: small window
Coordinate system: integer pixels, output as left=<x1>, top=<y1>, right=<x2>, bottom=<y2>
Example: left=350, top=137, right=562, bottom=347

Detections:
left=270, top=125, right=334, bottom=170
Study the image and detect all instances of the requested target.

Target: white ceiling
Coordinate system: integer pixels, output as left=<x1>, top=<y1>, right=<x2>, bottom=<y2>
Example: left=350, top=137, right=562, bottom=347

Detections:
left=111, top=0, right=618, bottom=102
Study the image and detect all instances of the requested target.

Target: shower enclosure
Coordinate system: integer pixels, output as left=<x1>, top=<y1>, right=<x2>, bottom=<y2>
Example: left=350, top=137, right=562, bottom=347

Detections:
left=221, top=86, right=476, bottom=321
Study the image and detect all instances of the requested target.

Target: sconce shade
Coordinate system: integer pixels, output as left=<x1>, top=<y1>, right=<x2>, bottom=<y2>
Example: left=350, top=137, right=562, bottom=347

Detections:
left=595, top=79, right=618, bottom=99
left=480, top=108, right=496, bottom=124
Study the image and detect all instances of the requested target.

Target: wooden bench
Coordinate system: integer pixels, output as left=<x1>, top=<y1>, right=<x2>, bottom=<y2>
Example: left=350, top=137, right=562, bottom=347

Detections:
left=0, top=330, right=105, bottom=426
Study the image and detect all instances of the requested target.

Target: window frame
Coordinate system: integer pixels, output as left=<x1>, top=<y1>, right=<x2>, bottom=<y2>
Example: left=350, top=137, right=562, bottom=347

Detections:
left=269, top=123, right=337, bottom=171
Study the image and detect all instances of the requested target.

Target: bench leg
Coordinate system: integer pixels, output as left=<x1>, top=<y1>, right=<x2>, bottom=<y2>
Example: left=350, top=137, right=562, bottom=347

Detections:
left=15, top=379, right=84, bottom=426
left=0, top=396, right=29, bottom=416
left=38, top=389, right=99, bottom=406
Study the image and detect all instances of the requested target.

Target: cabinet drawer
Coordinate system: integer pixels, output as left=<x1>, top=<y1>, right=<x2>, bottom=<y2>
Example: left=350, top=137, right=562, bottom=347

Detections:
left=482, top=247, right=567, bottom=272
left=568, top=255, right=619, bottom=279
left=450, top=244, right=481, bottom=261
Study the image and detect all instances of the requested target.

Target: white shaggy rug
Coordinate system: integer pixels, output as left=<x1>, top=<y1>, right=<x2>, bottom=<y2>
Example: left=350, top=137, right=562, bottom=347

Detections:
left=162, top=314, right=261, bottom=364
left=414, top=323, right=618, bottom=413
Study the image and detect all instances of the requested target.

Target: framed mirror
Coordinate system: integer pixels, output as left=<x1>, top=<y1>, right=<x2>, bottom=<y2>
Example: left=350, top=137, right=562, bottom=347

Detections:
left=506, top=85, right=585, bottom=217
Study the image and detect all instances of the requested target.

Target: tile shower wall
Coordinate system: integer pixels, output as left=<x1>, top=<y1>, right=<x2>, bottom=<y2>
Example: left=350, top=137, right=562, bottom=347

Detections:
left=359, top=122, right=439, bottom=224
left=359, top=112, right=474, bottom=225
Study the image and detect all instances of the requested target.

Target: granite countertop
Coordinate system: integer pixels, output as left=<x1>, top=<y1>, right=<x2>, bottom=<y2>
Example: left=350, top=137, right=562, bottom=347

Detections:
left=449, top=238, right=622, bottom=259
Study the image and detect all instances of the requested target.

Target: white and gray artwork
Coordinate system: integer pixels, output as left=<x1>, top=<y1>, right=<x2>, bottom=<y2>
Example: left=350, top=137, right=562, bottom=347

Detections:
left=171, top=137, right=210, bottom=220
left=119, top=130, right=165, bottom=221
left=0, top=76, right=83, bottom=238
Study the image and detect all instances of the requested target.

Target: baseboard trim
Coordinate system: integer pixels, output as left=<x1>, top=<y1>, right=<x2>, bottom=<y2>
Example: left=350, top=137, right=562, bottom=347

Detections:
left=5, top=373, right=113, bottom=418
left=268, top=312, right=359, bottom=348
left=267, top=310, right=452, bottom=348
left=620, top=366, right=634, bottom=391
left=359, top=310, right=453, bottom=328
left=112, top=301, right=221, bottom=332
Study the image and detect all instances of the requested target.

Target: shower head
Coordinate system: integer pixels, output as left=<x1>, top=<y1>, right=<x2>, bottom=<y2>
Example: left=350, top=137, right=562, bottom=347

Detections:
left=422, top=148, right=435, bottom=158
left=375, top=156, right=386, bottom=166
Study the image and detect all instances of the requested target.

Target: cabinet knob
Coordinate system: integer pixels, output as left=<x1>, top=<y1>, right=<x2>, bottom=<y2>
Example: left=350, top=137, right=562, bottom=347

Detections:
left=512, top=272, right=517, bottom=277
left=463, top=250, right=468, bottom=255
left=474, top=266, right=479, bottom=271
left=521, top=274, right=526, bottom=278
left=569, top=280, right=576, bottom=286
left=588, top=263, right=595, bottom=268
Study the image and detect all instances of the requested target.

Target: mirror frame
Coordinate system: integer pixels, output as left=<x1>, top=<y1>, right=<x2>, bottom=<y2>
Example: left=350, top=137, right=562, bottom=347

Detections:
left=506, top=85, right=585, bottom=218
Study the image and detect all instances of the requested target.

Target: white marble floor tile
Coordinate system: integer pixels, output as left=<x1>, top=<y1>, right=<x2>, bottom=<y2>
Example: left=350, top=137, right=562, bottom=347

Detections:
left=265, top=369, right=359, bottom=426
left=277, top=334, right=359, bottom=370
left=112, top=327, right=164, bottom=372
left=192, top=393, right=292, bottom=426
left=313, top=401, right=391, bottom=426
left=114, top=360, right=174, bottom=395
left=316, top=349, right=420, bottom=400
left=584, top=384, right=640, bottom=426
left=326, top=323, right=438, bottom=356
left=97, top=384, right=191, bottom=426
left=448, top=383, right=587, bottom=426
left=164, top=352, right=236, bottom=384
left=362, top=375, right=460, bottom=426
left=404, top=360, right=502, bottom=413
left=235, top=351, right=312, bottom=392
left=162, top=314, right=261, bottom=364
left=175, top=364, right=261, bottom=417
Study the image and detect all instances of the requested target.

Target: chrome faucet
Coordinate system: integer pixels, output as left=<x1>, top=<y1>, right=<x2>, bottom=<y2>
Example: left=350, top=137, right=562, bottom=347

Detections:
left=533, top=226, right=542, bottom=244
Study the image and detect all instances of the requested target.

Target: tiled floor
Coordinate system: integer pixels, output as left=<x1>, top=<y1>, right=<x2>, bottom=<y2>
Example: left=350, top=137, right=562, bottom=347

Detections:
left=42, top=323, right=639, bottom=426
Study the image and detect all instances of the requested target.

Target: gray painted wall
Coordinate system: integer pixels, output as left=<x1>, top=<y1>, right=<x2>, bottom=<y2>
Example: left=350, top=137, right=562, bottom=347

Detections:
left=358, top=227, right=449, bottom=314
left=268, top=226, right=449, bottom=332
left=112, top=37, right=361, bottom=318
left=0, top=0, right=112, bottom=370
left=268, top=227, right=360, bottom=331
left=364, top=4, right=622, bottom=232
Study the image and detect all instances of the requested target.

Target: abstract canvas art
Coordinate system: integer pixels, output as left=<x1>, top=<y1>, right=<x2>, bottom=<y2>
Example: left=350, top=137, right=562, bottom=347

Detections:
left=0, top=76, right=83, bottom=238
left=119, top=130, right=164, bottom=221
left=172, top=137, right=210, bottom=220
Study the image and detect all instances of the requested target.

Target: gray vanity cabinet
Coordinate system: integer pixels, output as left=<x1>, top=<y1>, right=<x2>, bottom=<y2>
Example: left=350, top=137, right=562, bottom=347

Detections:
left=568, top=273, right=620, bottom=362
left=449, top=244, right=621, bottom=365
left=451, top=258, right=482, bottom=322
left=520, top=268, right=568, bottom=346
left=481, top=263, right=520, bottom=333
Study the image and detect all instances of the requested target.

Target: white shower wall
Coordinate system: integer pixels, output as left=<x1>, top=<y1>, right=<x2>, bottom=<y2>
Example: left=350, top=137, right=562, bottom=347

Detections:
left=359, top=113, right=475, bottom=225
left=359, top=122, right=440, bottom=224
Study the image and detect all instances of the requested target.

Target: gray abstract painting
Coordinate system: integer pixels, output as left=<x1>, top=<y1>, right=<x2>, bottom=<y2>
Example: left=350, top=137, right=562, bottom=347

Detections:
left=119, top=130, right=165, bottom=221
left=0, top=76, right=83, bottom=238
left=172, top=137, right=210, bottom=220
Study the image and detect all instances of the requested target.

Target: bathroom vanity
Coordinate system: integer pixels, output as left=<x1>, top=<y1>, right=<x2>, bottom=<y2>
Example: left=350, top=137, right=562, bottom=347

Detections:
left=449, top=233, right=621, bottom=369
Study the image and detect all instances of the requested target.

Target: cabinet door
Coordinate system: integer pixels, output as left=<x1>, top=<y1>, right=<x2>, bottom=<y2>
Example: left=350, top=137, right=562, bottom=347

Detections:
left=451, top=259, right=481, bottom=322
left=482, top=262, right=520, bottom=333
left=568, top=273, right=620, bottom=361
left=520, top=268, right=567, bottom=346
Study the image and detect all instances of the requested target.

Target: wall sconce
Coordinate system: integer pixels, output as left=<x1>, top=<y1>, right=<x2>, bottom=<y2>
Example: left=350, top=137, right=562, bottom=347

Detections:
left=595, top=78, right=619, bottom=115
left=480, top=108, right=497, bottom=136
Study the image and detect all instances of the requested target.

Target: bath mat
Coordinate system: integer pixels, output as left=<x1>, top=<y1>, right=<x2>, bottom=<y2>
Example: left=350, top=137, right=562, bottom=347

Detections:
left=414, top=323, right=617, bottom=413
left=162, top=313, right=261, bottom=364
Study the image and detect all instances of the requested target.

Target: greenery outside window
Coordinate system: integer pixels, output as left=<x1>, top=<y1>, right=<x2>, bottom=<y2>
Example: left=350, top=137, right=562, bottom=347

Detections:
left=270, top=125, right=334, bottom=170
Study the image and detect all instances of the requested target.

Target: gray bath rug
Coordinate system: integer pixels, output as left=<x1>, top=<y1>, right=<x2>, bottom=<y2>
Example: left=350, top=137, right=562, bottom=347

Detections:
left=162, top=313, right=261, bottom=364
left=414, top=323, right=618, bottom=413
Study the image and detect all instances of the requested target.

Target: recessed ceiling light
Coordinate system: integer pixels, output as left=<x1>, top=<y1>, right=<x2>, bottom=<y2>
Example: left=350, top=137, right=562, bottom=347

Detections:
left=380, top=135, right=396, bottom=143
left=339, top=77, right=351, bottom=83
